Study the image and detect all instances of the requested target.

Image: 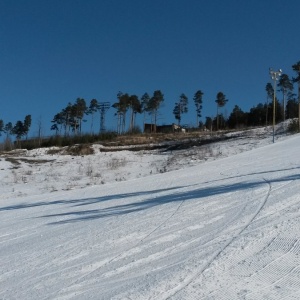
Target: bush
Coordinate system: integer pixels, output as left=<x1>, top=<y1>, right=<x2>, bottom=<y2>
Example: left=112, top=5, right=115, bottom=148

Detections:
left=65, top=144, right=94, bottom=156
left=128, top=126, right=142, bottom=134
left=287, top=119, right=299, bottom=133
left=19, top=132, right=118, bottom=149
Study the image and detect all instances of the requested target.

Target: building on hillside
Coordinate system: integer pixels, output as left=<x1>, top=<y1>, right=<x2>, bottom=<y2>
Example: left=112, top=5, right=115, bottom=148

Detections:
left=144, top=123, right=184, bottom=133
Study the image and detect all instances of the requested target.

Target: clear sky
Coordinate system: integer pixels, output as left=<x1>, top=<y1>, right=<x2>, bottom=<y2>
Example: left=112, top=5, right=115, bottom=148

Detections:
left=1, top=0, right=299, bottom=137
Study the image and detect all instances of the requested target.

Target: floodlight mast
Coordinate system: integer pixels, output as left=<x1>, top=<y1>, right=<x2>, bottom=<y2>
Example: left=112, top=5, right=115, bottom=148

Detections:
left=269, top=68, right=282, bottom=143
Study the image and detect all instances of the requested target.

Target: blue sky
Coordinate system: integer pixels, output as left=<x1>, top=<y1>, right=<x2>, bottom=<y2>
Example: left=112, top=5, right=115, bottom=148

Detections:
left=1, top=0, right=299, bottom=137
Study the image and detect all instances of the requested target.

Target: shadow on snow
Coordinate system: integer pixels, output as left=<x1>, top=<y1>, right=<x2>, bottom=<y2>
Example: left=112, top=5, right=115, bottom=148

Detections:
left=43, top=173, right=300, bottom=225
left=1, top=167, right=300, bottom=225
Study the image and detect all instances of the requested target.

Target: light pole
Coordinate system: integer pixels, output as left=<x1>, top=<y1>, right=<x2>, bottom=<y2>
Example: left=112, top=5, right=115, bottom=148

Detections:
left=269, top=68, right=282, bottom=143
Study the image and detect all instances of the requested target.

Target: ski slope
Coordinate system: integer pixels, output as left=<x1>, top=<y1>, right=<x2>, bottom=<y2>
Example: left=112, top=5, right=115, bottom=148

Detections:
left=1, top=133, right=300, bottom=299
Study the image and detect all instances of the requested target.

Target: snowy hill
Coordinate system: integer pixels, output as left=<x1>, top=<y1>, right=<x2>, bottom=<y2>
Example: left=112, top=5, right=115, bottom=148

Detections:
left=1, top=128, right=300, bottom=299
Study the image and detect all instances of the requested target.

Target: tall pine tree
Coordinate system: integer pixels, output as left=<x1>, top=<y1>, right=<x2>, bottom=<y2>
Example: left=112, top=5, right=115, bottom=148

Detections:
left=193, top=90, right=203, bottom=127
left=292, top=61, right=300, bottom=131
left=215, top=92, right=228, bottom=130
left=278, top=74, right=293, bottom=122
left=173, top=93, right=188, bottom=125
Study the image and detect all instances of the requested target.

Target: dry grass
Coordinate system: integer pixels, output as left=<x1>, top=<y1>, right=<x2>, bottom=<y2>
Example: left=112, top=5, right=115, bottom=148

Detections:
left=19, top=158, right=54, bottom=164
left=5, top=157, right=54, bottom=165
left=106, top=157, right=127, bottom=170
left=5, top=157, right=21, bottom=165
left=46, top=148, right=61, bottom=155
left=64, top=144, right=95, bottom=156
left=100, top=131, right=210, bottom=147
left=47, top=144, right=96, bottom=156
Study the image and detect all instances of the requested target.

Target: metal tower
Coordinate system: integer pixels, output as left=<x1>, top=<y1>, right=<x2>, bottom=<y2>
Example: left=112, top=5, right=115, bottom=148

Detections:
left=99, top=102, right=110, bottom=133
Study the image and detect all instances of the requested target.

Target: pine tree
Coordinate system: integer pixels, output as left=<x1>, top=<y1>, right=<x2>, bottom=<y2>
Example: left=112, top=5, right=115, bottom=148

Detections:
left=72, top=98, right=87, bottom=134
left=140, top=93, right=150, bottom=131
left=228, top=105, right=245, bottom=129
left=87, top=99, right=100, bottom=134
left=23, top=115, right=32, bottom=139
left=128, top=95, right=141, bottom=132
left=112, top=92, right=130, bottom=134
left=205, top=117, right=213, bottom=131
left=193, top=90, right=203, bottom=127
left=3, top=122, right=13, bottom=150
left=62, top=103, right=73, bottom=136
left=277, top=74, right=293, bottom=122
left=265, top=83, right=274, bottom=125
left=0, top=119, right=3, bottom=136
left=292, top=61, right=300, bottom=131
left=51, top=112, right=64, bottom=135
left=148, top=90, right=164, bottom=132
left=173, top=93, right=188, bottom=125
left=4, top=122, right=13, bottom=138
left=12, top=120, right=25, bottom=146
left=215, top=92, right=228, bottom=130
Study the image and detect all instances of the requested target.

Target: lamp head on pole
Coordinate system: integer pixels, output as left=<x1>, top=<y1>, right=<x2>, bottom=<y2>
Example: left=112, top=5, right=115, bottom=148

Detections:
left=269, top=67, right=282, bottom=80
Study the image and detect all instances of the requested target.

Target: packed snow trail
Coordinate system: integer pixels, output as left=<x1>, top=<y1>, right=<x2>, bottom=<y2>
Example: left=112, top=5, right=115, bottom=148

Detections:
left=1, top=135, right=300, bottom=299
left=161, top=179, right=272, bottom=300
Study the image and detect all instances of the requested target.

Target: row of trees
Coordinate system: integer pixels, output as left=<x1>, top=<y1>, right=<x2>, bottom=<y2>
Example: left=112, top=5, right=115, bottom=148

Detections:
left=172, top=90, right=227, bottom=130
left=51, top=98, right=89, bottom=135
left=50, top=90, right=167, bottom=135
left=48, top=60, right=300, bottom=136
left=208, top=98, right=298, bottom=131
left=207, top=61, right=300, bottom=131
left=50, top=89, right=202, bottom=136
left=173, top=90, right=204, bottom=126
left=51, top=89, right=204, bottom=135
left=292, top=61, right=300, bottom=131
left=2, top=61, right=300, bottom=146
left=0, top=115, right=32, bottom=147
left=113, top=90, right=164, bottom=134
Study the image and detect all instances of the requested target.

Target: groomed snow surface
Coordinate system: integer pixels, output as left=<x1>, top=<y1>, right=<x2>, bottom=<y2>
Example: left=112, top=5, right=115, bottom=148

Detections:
left=1, top=128, right=300, bottom=299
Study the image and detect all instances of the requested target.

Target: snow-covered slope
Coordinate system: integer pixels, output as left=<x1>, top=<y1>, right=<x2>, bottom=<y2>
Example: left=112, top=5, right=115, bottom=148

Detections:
left=1, top=131, right=300, bottom=299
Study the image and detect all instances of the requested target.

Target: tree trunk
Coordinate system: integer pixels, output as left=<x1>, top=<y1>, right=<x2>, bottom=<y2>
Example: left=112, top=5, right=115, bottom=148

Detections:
left=266, top=97, right=269, bottom=126
left=216, top=105, right=219, bottom=131
left=298, top=81, right=300, bottom=132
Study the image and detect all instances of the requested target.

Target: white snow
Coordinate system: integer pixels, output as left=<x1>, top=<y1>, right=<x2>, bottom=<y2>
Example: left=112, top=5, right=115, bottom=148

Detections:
left=1, top=127, right=300, bottom=299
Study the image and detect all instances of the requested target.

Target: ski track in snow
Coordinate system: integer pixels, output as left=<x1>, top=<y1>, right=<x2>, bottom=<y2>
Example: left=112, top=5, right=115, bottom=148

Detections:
left=1, top=129, right=300, bottom=299
left=53, top=172, right=257, bottom=299
left=179, top=180, right=300, bottom=300
left=52, top=196, right=186, bottom=299
left=158, top=179, right=272, bottom=300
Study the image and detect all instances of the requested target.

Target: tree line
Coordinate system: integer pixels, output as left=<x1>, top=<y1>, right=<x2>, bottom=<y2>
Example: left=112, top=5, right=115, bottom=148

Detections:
left=49, top=60, right=300, bottom=136
left=1, top=60, right=300, bottom=146
left=205, top=61, right=300, bottom=131
left=0, top=115, right=32, bottom=146
left=50, top=90, right=166, bottom=135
